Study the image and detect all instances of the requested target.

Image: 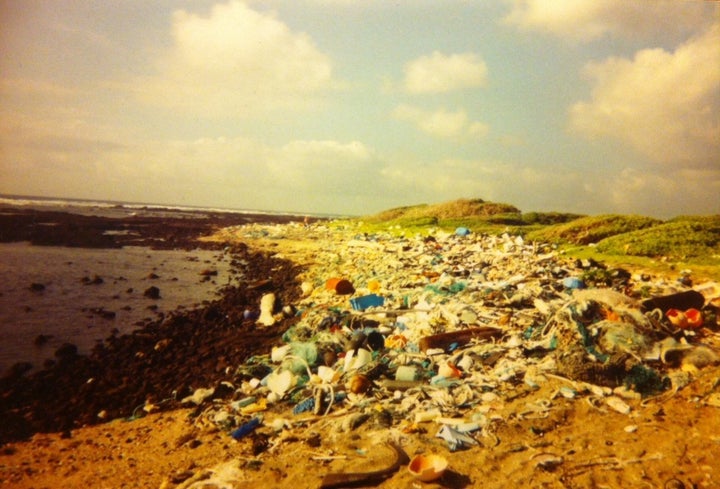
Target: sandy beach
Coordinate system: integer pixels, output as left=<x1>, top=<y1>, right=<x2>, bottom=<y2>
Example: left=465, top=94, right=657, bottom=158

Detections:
left=2, top=219, right=719, bottom=489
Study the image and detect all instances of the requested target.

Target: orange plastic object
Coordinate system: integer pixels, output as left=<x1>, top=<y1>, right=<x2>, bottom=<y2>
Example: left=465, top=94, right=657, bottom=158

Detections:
left=325, top=277, right=355, bottom=295
left=385, top=334, right=408, bottom=349
left=666, top=308, right=687, bottom=328
left=683, top=308, right=704, bottom=329
left=408, top=454, right=448, bottom=482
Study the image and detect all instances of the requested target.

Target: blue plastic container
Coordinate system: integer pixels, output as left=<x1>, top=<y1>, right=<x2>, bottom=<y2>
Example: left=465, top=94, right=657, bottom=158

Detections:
left=350, top=294, right=385, bottom=311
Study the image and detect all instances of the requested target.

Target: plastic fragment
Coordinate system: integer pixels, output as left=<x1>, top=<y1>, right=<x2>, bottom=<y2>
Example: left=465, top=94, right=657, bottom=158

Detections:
left=684, top=308, right=704, bottom=329
left=239, top=398, right=267, bottom=415
left=181, top=387, right=215, bottom=406
left=408, top=454, right=448, bottom=482
left=257, top=293, right=277, bottom=326
left=664, top=307, right=706, bottom=329
left=435, top=424, right=479, bottom=451
left=606, top=396, right=631, bottom=414
left=395, top=365, right=417, bottom=382
left=562, top=277, right=585, bottom=290
left=292, top=397, right=315, bottom=415
left=415, top=408, right=441, bottom=423
left=267, top=370, right=296, bottom=397
left=230, top=417, right=261, bottom=440
left=438, top=362, right=462, bottom=379
left=300, top=281, right=313, bottom=296
left=558, top=386, right=577, bottom=399
left=350, top=294, right=385, bottom=311
left=344, top=348, right=372, bottom=371
left=382, top=379, right=423, bottom=391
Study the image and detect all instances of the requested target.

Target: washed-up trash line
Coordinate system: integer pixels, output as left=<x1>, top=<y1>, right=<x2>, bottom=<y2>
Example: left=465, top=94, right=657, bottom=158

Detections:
left=319, top=440, right=410, bottom=489
left=199, top=224, right=719, bottom=480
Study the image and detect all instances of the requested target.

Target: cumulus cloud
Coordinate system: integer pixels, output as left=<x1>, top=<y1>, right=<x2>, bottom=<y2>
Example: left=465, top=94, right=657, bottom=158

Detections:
left=135, top=1, right=334, bottom=117
left=403, top=51, right=487, bottom=94
left=503, top=0, right=713, bottom=42
left=569, top=22, right=720, bottom=167
left=392, top=105, right=488, bottom=141
left=604, top=167, right=720, bottom=217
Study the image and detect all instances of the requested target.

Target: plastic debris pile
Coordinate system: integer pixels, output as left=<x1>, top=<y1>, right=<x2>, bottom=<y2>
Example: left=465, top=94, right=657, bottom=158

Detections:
left=184, top=222, right=720, bottom=459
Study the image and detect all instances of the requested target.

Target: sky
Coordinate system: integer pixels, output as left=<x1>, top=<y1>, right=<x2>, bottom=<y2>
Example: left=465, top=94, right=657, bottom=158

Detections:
left=0, top=1, right=718, bottom=217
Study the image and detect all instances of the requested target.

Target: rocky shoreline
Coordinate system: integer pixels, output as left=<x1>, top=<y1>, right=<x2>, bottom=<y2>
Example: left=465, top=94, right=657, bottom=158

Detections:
left=0, top=206, right=314, bottom=250
left=0, top=209, right=314, bottom=444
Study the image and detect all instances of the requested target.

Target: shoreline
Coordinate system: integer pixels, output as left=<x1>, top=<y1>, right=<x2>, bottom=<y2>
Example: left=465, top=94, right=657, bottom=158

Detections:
left=1, top=219, right=719, bottom=488
left=0, top=209, right=316, bottom=444
left=0, top=205, right=320, bottom=250
left=0, top=240, right=305, bottom=443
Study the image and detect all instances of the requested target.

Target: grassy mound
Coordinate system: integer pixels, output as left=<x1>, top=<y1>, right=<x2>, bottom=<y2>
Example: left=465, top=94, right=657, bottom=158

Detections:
left=365, top=198, right=520, bottom=223
left=520, top=212, right=585, bottom=225
left=525, top=214, right=661, bottom=245
left=595, top=216, right=720, bottom=260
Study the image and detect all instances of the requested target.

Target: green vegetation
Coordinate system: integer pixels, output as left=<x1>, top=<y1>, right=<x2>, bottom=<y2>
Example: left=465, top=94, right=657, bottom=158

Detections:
left=352, top=198, right=525, bottom=235
left=341, top=198, right=720, bottom=280
left=364, top=198, right=521, bottom=223
left=595, top=216, right=720, bottom=260
left=524, top=214, right=661, bottom=245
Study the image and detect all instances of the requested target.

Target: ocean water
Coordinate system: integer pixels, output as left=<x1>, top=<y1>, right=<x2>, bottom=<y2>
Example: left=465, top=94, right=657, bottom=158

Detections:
left=0, top=193, right=325, bottom=376
left=0, top=242, right=235, bottom=375
left=0, top=193, right=343, bottom=219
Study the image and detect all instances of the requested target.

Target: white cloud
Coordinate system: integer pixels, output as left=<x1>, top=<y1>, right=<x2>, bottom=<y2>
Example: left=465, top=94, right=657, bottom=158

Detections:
left=605, top=167, right=720, bottom=217
left=392, top=105, right=488, bottom=141
left=569, top=22, right=720, bottom=167
left=403, top=51, right=487, bottom=94
left=135, top=1, right=334, bottom=117
left=96, top=137, right=381, bottom=214
left=503, top=0, right=713, bottom=42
